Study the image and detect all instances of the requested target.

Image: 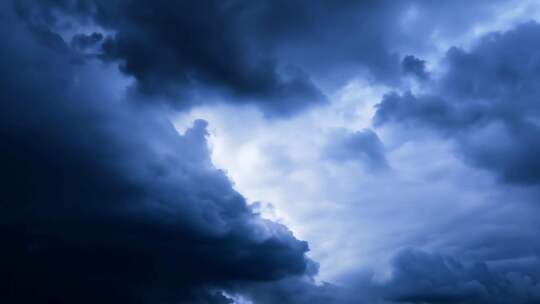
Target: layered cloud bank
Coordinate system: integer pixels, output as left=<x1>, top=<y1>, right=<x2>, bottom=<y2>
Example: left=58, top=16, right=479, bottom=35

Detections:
left=3, top=1, right=540, bottom=303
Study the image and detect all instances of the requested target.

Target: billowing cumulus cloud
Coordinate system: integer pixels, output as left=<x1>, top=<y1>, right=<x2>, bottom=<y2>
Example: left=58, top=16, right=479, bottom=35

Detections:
left=231, top=248, right=540, bottom=304
left=5, top=0, right=540, bottom=303
left=0, top=3, right=312, bottom=303
left=380, top=249, right=540, bottom=304
left=14, top=0, right=513, bottom=117
left=375, top=22, right=540, bottom=185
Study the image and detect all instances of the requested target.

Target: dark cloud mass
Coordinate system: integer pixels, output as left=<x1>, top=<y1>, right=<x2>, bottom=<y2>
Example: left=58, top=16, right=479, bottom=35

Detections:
left=381, top=249, right=540, bottom=304
left=4, top=0, right=540, bottom=303
left=375, top=22, right=540, bottom=185
left=0, top=3, right=311, bottom=303
left=15, top=0, right=509, bottom=116
left=401, top=55, right=429, bottom=80
left=236, top=248, right=540, bottom=304
left=16, top=0, right=329, bottom=116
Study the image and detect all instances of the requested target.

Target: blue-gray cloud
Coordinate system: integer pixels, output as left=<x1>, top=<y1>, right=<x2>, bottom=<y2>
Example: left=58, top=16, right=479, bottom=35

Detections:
left=4, top=1, right=540, bottom=303
left=324, top=128, right=389, bottom=172
left=15, top=0, right=510, bottom=117
left=0, top=3, right=312, bottom=302
left=381, top=249, right=540, bottom=304
left=401, top=55, right=429, bottom=80
left=233, top=247, right=540, bottom=304
left=70, top=32, right=103, bottom=51
left=375, top=22, right=540, bottom=185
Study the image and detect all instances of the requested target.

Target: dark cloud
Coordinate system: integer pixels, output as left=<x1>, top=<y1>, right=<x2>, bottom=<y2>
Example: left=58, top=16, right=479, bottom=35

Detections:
left=375, top=92, right=456, bottom=130
left=235, top=277, right=346, bottom=304
left=374, top=91, right=490, bottom=134
left=0, top=3, right=312, bottom=303
left=401, top=55, right=429, bottom=80
left=4, top=1, right=540, bottom=303
left=375, top=22, right=540, bottom=185
left=70, top=32, right=103, bottom=51
left=14, top=0, right=511, bottom=117
left=324, top=128, right=389, bottom=172
left=16, top=0, right=329, bottom=117
left=240, top=248, right=540, bottom=304
left=381, top=249, right=540, bottom=304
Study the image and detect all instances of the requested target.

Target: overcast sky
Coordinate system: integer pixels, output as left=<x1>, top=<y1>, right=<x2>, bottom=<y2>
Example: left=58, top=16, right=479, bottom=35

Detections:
left=3, top=1, right=540, bottom=303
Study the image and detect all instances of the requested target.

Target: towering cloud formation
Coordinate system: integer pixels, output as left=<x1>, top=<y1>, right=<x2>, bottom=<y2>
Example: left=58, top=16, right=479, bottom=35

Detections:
left=0, top=3, right=312, bottom=303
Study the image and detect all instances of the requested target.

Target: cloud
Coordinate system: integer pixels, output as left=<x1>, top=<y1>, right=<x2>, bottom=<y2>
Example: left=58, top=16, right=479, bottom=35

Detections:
left=237, top=248, right=540, bottom=304
left=15, top=0, right=512, bottom=117
left=5, top=1, right=540, bottom=303
left=380, top=249, right=540, bottom=304
left=0, top=4, right=312, bottom=303
left=401, top=55, right=429, bottom=80
left=323, top=128, right=389, bottom=172
left=375, top=22, right=540, bottom=185
left=16, top=0, right=329, bottom=117
left=374, top=92, right=463, bottom=133
left=70, top=32, right=103, bottom=51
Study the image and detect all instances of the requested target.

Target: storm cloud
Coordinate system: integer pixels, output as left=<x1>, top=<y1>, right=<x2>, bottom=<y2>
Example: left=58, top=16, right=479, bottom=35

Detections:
left=4, top=0, right=540, bottom=303
left=0, top=3, right=312, bottom=303
left=375, top=22, right=540, bottom=185
left=14, top=0, right=511, bottom=116
left=378, top=249, right=540, bottom=304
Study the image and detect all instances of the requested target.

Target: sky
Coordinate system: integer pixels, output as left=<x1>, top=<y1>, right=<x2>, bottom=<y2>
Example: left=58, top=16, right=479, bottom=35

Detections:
left=2, top=1, right=540, bottom=303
